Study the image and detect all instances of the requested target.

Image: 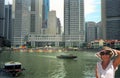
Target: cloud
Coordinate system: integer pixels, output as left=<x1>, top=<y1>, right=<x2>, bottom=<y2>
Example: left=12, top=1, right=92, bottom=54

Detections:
left=84, top=0, right=101, bottom=15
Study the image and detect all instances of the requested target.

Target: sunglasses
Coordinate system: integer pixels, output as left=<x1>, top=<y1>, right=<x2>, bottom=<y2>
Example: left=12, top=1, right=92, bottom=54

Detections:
left=100, top=50, right=111, bottom=55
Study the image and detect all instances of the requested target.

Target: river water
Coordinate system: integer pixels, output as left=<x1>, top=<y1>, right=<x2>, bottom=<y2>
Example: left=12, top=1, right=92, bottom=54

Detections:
left=0, top=51, right=120, bottom=78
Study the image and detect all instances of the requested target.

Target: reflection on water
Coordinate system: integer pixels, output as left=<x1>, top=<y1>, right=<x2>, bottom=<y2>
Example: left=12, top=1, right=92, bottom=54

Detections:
left=49, top=60, right=66, bottom=78
left=0, top=51, right=120, bottom=78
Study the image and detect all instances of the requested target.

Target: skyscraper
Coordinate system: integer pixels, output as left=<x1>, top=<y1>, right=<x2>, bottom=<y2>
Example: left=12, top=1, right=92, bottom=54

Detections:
left=102, top=0, right=120, bottom=40
left=30, top=0, right=43, bottom=34
left=5, top=4, right=12, bottom=41
left=0, top=0, right=5, bottom=37
left=47, top=10, right=57, bottom=35
left=42, top=0, right=49, bottom=28
left=12, top=0, right=31, bottom=46
left=12, top=0, right=44, bottom=46
left=41, top=0, right=49, bottom=34
left=64, top=0, right=85, bottom=47
left=85, top=22, right=97, bottom=43
left=57, top=18, right=62, bottom=35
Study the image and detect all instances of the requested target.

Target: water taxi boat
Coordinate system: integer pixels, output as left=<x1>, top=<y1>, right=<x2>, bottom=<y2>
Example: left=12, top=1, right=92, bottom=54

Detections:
left=4, top=61, right=25, bottom=77
left=57, top=54, right=77, bottom=59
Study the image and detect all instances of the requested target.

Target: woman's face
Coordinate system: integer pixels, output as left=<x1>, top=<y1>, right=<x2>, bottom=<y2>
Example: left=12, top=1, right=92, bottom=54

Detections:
left=100, top=50, right=111, bottom=61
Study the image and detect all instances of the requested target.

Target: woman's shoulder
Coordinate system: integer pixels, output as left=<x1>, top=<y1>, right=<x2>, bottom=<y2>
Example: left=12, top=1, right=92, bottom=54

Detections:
left=96, top=61, right=102, bottom=66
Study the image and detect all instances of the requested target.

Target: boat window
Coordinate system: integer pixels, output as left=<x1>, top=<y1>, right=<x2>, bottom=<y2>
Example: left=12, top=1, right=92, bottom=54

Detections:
left=5, top=66, right=14, bottom=69
left=5, top=65, right=21, bottom=69
left=15, top=65, right=21, bottom=69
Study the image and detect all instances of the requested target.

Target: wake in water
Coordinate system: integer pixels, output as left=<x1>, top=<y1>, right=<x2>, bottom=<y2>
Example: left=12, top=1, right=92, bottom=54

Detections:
left=41, top=55, right=57, bottom=58
left=36, top=55, right=57, bottom=59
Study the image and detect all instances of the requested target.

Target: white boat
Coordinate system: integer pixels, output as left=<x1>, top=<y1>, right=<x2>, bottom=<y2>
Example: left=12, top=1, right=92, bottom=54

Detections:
left=4, top=61, right=25, bottom=76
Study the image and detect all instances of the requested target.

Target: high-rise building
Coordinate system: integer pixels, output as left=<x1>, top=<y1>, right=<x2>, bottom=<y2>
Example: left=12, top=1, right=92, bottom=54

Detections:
left=85, top=22, right=97, bottom=43
left=12, top=0, right=45, bottom=46
left=5, top=4, right=12, bottom=41
left=47, top=10, right=57, bottom=35
left=0, top=0, right=5, bottom=37
left=42, top=0, right=49, bottom=28
left=57, top=18, right=61, bottom=35
left=102, top=0, right=120, bottom=40
left=30, top=0, right=43, bottom=34
left=41, top=0, right=49, bottom=34
left=64, top=0, right=85, bottom=47
left=96, top=22, right=102, bottom=40
left=12, top=0, right=31, bottom=46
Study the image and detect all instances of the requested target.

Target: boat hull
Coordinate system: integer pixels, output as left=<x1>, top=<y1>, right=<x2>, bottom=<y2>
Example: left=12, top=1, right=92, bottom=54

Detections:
left=5, top=69, right=24, bottom=76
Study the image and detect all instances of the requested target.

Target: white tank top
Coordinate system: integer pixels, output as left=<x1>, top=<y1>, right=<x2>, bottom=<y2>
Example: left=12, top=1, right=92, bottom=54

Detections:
left=97, top=60, right=117, bottom=78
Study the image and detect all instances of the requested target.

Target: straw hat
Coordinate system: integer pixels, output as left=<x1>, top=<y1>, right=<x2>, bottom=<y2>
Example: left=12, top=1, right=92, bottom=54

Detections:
left=95, top=46, right=117, bottom=59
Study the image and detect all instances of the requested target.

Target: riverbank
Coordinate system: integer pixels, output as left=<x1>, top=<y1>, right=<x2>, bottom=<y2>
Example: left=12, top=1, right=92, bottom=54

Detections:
left=2, top=47, right=99, bottom=53
left=1, top=47, right=100, bottom=53
left=80, top=48, right=100, bottom=52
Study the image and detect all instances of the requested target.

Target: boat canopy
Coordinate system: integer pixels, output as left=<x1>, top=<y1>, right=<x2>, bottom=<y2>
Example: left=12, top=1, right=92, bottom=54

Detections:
left=5, top=61, right=21, bottom=66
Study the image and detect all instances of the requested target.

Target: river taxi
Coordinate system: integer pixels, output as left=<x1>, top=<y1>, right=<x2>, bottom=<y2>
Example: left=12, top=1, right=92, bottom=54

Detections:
left=57, top=54, right=77, bottom=59
left=4, top=61, right=25, bottom=77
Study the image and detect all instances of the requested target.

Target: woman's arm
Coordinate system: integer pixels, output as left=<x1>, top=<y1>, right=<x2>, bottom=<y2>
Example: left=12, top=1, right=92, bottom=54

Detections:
left=113, top=49, right=120, bottom=69
left=102, top=46, right=120, bottom=69
left=95, top=65, right=98, bottom=78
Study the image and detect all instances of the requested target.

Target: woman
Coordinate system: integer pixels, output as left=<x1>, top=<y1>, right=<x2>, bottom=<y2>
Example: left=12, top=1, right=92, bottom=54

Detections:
left=95, top=46, right=120, bottom=78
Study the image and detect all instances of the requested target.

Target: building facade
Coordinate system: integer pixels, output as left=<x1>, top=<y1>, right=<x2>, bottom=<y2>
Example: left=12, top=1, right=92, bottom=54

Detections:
left=12, top=0, right=31, bottom=46
left=47, top=10, right=57, bottom=35
left=85, top=22, right=97, bottom=43
left=102, top=0, right=120, bottom=40
left=5, top=4, right=12, bottom=41
left=64, top=0, right=85, bottom=47
left=0, top=0, right=5, bottom=37
left=57, top=18, right=61, bottom=35
left=27, top=34, right=63, bottom=47
left=42, top=0, right=49, bottom=28
left=96, top=22, right=102, bottom=40
left=41, top=0, right=49, bottom=34
left=12, top=0, right=45, bottom=46
left=30, top=0, right=43, bottom=34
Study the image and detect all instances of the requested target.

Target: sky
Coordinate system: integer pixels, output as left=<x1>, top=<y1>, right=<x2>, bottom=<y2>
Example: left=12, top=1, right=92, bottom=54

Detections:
left=50, top=0, right=101, bottom=26
left=5, top=0, right=101, bottom=26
